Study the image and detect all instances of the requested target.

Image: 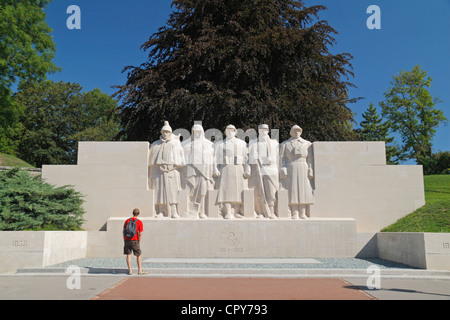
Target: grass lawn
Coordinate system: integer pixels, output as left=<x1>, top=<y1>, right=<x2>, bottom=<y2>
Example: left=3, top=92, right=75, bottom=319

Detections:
left=0, top=153, right=34, bottom=168
left=382, top=175, right=450, bottom=233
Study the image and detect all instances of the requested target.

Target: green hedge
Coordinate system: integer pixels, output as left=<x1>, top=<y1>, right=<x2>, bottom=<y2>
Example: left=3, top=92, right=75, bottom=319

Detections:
left=0, top=168, right=85, bottom=230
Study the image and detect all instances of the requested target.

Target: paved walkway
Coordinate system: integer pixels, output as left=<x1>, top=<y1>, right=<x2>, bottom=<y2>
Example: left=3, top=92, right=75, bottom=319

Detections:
left=1, top=258, right=450, bottom=301
left=1, top=273, right=450, bottom=301
left=92, top=277, right=375, bottom=300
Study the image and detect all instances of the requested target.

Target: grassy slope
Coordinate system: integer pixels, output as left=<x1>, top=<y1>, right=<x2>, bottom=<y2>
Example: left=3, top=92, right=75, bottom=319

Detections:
left=382, top=175, right=450, bottom=232
left=0, top=153, right=34, bottom=168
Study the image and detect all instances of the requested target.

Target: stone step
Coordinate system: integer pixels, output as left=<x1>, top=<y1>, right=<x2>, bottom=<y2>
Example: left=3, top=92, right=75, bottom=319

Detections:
left=15, top=266, right=450, bottom=280
left=143, top=258, right=323, bottom=264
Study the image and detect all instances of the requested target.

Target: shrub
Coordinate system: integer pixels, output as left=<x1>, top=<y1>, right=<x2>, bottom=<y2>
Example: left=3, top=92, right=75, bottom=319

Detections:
left=0, top=168, right=85, bottom=230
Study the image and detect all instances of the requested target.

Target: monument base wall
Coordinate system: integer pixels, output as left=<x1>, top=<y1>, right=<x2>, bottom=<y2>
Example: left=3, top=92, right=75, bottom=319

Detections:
left=94, top=218, right=357, bottom=258
left=42, top=141, right=425, bottom=232
left=2, top=230, right=449, bottom=273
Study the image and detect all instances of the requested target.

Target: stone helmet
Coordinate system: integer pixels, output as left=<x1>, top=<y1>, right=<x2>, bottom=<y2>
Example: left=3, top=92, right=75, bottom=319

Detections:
left=191, top=123, right=205, bottom=139
left=290, top=125, right=303, bottom=136
left=225, top=124, right=237, bottom=133
left=161, top=121, right=172, bottom=133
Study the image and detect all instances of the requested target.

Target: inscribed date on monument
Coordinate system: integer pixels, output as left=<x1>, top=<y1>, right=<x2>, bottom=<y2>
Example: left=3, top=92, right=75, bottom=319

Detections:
left=12, top=240, right=28, bottom=247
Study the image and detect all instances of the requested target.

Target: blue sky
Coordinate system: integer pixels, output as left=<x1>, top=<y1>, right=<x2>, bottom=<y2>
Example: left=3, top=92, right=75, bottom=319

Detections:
left=44, top=0, right=449, bottom=156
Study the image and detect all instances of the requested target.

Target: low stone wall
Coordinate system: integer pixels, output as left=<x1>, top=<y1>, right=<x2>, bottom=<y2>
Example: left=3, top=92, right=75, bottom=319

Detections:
left=377, top=232, right=450, bottom=270
left=2, top=230, right=449, bottom=273
left=0, top=231, right=87, bottom=273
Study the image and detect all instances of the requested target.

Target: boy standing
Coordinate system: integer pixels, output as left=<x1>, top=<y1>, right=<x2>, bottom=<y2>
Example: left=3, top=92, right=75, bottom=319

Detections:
left=123, top=209, right=147, bottom=275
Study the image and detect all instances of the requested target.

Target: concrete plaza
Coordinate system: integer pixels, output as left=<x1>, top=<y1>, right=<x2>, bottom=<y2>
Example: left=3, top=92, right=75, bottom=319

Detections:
left=1, top=258, right=449, bottom=301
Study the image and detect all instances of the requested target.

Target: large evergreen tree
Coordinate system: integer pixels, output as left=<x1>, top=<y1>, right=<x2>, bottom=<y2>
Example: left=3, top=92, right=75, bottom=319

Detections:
left=358, top=103, right=402, bottom=164
left=115, top=0, right=357, bottom=143
left=0, top=169, right=85, bottom=231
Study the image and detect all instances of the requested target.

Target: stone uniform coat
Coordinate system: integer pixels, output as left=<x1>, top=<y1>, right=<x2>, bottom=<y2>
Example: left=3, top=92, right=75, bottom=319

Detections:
left=149, top=136, right=186, bottom=205
left=279, top=137, right=315, bottom=205
left=214, top=137, right=250, bottom=204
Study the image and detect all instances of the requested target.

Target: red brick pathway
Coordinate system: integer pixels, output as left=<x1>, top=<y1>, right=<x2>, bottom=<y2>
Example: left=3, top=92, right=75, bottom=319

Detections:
left=93, top=277, right=375, bottom=300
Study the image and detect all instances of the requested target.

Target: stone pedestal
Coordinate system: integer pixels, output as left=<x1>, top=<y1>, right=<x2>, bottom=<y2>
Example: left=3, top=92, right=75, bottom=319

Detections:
left=277, top=189, right=290, bottom=218
left=103, top=217, right=357, bottom=258
left=207, top=190, right=220, bottom=218
left=243, top=190, right=255, bottom=218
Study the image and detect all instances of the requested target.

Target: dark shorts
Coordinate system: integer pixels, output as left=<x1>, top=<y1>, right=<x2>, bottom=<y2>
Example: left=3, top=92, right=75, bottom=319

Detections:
left=124, top=240, right=142, bottom=256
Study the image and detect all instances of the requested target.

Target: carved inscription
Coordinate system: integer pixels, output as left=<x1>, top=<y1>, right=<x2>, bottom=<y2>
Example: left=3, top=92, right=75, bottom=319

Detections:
left=12, top=240, right=28, bottom=247
left=220, top=225, right=244, bottom=253
left=443, top=243, right=449, bottom=249
left=220, top=247, right=244, bottom=253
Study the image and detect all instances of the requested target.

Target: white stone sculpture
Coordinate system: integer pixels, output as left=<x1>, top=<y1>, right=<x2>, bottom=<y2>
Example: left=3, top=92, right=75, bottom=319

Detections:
left=279, top=125, right=315, bottom=219
left=149, top=121, right=186, bottom=218
left=182, top=124, right=215, bottom=219
left=248, top=124, right=279, bottom=219
left=213, top=125, right=251, bottom=219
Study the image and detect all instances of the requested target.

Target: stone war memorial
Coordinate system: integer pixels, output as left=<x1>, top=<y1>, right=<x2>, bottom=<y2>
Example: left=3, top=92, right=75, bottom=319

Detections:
left=39, top=121, right=428, bottom=261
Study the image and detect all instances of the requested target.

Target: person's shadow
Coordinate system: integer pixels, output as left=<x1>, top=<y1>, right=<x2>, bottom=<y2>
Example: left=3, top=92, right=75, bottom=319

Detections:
left=85, top=267, right=130, bottom=275
left=344, top=284, right=450, bottom=299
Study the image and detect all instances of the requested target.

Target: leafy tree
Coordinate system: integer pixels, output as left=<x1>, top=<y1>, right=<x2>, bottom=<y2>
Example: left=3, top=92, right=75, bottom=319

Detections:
left=0, top=168, right=85, bottom=231
left=380, top=65, right=447, bottom=165
left=14, top=81, right=120, bottom=167
left=68, top=88, right=122, bottom=143
left=115, top=0, right=357, bottom=143
left=0, top=106, right=23, bottom=155
left=420, top=151, right=450, bottom=175
left=357, top=103, right=402, bottom=164
left=0, top=0, right=59, bottom=154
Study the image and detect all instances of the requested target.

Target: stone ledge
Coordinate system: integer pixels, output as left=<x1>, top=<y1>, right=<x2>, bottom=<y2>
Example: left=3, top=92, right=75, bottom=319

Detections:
left=377, top=232, right=450, bottom=270
left=102, top=218, right=358, bottom=259
left=0, top=231, right=87, bottom=274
